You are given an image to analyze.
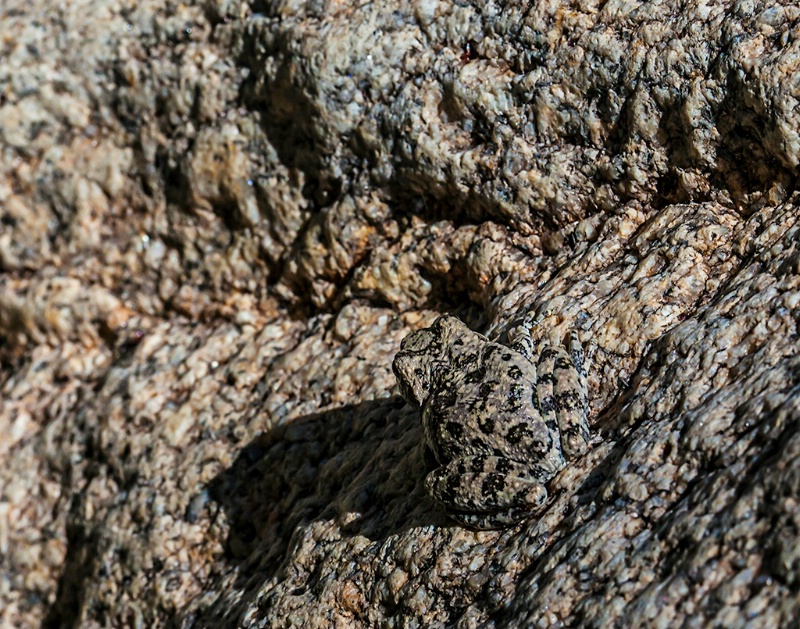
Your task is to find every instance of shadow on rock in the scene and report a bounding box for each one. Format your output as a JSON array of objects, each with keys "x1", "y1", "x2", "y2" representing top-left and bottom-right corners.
[{"x1": 203, "y1": 396, "x2": 442, "y2": 595}]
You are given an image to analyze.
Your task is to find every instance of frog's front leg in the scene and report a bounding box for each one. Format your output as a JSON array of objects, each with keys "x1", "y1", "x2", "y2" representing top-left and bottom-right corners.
[{"x1": 424, "y1": 455, "x2": 549, "y2": 529}]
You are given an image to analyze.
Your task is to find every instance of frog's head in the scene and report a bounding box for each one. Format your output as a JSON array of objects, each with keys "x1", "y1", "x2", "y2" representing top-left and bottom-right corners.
[{"x1": 392, "y1": 315, "x2": 467, "y2": 408}]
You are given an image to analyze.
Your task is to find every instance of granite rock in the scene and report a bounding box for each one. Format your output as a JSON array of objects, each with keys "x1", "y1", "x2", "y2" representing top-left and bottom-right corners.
[{"x1": 1, "y1": 0, "x2": 799, "y2": 627}]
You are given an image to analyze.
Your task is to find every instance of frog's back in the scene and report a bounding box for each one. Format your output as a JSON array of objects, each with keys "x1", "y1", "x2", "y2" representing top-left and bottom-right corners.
[{"x1": 422, "y1": 340, "x2": 562, "y2": 468}]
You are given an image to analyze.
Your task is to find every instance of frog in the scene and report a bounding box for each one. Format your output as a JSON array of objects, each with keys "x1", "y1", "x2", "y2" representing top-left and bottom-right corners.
[{"x1": 392, "y1": 314, "x2": 591, "y2": 529}]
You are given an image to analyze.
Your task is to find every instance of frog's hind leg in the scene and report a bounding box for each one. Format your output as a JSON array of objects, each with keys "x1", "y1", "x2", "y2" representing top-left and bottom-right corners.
[
  {"x1": 425, "y1": 455, "x2": 549, "y2": 529},
  {"x1": 507, "y1": 313, "x2": 540, "y2": 363},
  {"x1": 538, "y1": 332, "x2": 590, "y2": 460}
]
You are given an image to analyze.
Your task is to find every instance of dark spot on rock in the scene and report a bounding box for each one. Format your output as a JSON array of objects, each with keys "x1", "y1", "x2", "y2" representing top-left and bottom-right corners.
[{"x1": 507, "y1": 365, "x2": 523, "y2": 379}]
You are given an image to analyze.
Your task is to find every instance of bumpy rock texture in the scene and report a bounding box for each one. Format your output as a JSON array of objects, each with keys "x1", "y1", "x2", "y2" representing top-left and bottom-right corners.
[{"x1": 1, "y1": 0, "x2": 799, "y2": 627}]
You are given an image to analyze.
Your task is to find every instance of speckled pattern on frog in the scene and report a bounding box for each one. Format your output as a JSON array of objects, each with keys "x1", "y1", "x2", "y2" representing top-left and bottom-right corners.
[{"x1": 393, "y1": 314, "x2": 591, "y2": 529}]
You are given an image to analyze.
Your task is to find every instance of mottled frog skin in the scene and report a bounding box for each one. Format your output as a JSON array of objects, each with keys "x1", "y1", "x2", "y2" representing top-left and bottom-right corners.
[{"x1": 393, "y1": 314, "x2": 591, "y2": 529}]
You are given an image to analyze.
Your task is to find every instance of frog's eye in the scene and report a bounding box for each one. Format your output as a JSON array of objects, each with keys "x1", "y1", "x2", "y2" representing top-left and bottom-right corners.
[{"x1": 401, "y1": 329, "x2": 436, "y2": 353}]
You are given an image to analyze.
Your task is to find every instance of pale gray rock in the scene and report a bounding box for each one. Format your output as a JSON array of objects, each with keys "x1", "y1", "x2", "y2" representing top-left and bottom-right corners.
[{"x1": 1, "y1": 0, "x2": 799, "y2": 627}]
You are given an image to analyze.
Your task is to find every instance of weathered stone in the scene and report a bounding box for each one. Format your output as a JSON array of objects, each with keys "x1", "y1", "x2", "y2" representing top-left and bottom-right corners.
[{"x1": 1, "y1": 0, "x2": 799, "y2": 627}]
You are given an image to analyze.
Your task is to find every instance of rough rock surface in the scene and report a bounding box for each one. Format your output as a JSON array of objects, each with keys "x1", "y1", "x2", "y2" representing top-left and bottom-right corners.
[{"x1": 1, "y1": 0, "x2": 799, "y2": 627}]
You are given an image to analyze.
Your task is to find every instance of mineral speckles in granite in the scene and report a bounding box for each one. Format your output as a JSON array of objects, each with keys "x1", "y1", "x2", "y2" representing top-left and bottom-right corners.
[
  {"x1": 3, "y1": 0, "x2": 800, "y2": 627},
  {"x1": 393, "y1": 314, "x2": 591, "y2": 529}
]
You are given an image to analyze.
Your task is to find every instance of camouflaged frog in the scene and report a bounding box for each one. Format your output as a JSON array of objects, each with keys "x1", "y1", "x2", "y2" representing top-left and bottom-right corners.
[{"x1": 393, "y1": 314, "x2": 591, "y2": 530}]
